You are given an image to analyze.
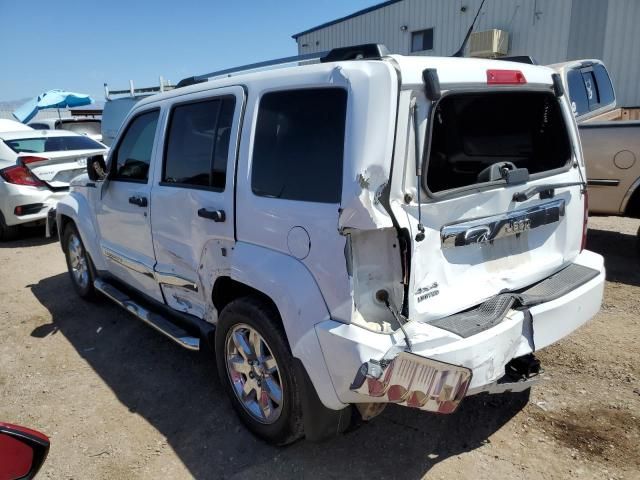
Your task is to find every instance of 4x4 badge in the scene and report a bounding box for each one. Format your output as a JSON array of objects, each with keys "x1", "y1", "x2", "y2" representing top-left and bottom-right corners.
[
  {"x1": 416, "y1": 282, "x2": 440, "y2": 303},
  {"x1": 415, "y1": 282, "x2": 438, "y2": 295}
]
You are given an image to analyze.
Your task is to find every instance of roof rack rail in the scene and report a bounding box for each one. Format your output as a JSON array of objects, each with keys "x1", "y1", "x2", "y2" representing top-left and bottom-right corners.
[
  {"x1": 104, "y1": 76, "x2": 174, "y2": 100},
  {"x1": 176, "y1": 43, "x2": 390, "y2": 88}
]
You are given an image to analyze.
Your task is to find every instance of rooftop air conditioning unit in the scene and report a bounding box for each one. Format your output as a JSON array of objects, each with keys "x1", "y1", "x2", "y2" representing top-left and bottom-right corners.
[{"x1": 468, "y1": 29, "x2": 509, "y2": 58}]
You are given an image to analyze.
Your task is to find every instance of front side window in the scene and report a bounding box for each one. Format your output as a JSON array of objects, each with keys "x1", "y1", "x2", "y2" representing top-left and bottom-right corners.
[
  {"x1": 163, "y1": 97, "x2": 235, "y2": 189},
  {"x1": 411, "y1": 28, "x2": 434, "y2": 52},
  {"x1": 111, "y1": 110, "x2": 159, "y2": 182},
  {"x1": 251, "y1": 88, "x2": 347, "y2": 204}
]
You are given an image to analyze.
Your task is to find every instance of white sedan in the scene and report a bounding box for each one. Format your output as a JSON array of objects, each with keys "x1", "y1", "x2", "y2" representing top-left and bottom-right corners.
[{"x1": 0, "y1": 129, "x2": 107, "y2": 240}]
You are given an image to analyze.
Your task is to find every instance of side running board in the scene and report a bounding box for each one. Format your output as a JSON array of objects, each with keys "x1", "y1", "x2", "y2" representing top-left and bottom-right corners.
[{"x1": 94, "y1": 278, "x2": 200, "y2": 351}]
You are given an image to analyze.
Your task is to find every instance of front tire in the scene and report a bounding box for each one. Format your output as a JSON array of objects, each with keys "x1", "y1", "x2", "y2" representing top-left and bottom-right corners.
[
  {"x1": 63, "y1": 224, "x2": 96, "y2": 300},
  {"x1": 215, "y1": 296, "x2": 304, "y2": 445}
]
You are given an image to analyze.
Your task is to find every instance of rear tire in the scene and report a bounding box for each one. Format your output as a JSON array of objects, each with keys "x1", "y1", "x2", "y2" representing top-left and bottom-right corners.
[
  {"x1": 0, "y1": 211, "x2": 19, "y2": 241},
  {"x1": 215, "y1": 296, "x2": 304, "y2": 445},
  {"x1": 63, "y1": 224, "x2": 97, "y2": 300}
]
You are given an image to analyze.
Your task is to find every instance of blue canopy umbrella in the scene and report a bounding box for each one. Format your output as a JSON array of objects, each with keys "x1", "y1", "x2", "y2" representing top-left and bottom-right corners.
[{"x1": 13, "y1": 90, "x2": 94, "y2": 123}]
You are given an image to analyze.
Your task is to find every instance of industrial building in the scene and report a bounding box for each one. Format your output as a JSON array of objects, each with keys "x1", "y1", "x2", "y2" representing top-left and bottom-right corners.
[{"x1": 292, "y1": 0, "x2": 640, "y2": 107}]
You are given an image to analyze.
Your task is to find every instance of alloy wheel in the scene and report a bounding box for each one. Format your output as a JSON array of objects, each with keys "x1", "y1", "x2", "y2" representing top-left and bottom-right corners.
[
  {"x1": 225, "y1": 323, "x2": 284, "y2": 424},
  {"x1": 67, "y1": 234, "x2": 89, "y2": 290}
]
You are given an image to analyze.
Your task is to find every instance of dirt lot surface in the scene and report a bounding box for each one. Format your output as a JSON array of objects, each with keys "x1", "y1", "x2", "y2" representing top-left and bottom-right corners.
[{"x1": 1, "y1": 216, "x2": 639, "y2": 479}]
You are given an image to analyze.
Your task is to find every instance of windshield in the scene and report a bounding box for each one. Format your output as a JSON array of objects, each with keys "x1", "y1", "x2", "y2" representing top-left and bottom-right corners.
[{"x1": 4, "y1": 135, "x2": 104, "y2": 154}]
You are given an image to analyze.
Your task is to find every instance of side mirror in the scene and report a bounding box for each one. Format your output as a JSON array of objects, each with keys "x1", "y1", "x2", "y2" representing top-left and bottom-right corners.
[
  {"x1": 0, "y1": 423, "x2": 50, "y2": 480},
  {"x1": 87, "y1": 154, "x2": 107, "y2": 181}
]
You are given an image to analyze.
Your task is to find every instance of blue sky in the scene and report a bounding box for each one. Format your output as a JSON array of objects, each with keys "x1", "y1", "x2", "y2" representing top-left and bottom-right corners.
[{"x1": 0, "y1": 0, "x2": 376, "y2": 101}]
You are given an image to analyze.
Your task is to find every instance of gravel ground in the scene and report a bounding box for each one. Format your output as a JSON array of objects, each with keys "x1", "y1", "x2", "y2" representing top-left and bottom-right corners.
[{"x1": 0, "y1": 216, "x2": 638, "y2": 479}]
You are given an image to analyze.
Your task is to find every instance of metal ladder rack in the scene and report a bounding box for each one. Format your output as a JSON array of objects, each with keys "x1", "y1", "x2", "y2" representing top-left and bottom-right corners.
[{"x1": 104, "y1": 76, "x2": 175, "y2": 100}]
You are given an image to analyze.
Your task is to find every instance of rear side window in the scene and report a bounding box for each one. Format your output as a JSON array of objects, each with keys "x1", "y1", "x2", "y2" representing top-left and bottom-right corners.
[
  {"x1": 567, "y1": 65, "x2": 615, "y2": 116},
  {"x1": 163, "y1": 97, "x2": 235, "y2": 189},
  {"x1": 251, "y1": 88, "x2": 347, "y2": 203},
  {"x1": 112, "y1": 110, "x2": 159, "y2": 182},
  {"x1": 567, "y1": 70, "x2": 589, "y2": 116},
  {"x1": 593, "y1": 64, "x2": 615, "y2": 106}
]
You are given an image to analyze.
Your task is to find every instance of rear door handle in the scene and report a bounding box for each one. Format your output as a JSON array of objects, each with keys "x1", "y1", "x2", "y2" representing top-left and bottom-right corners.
[
  {"x1": 197, "y1": 208, "x2": 225, "y2": 222},
  {"x1": 129, "y1": 195, "x2": 148, "y2": 207}
]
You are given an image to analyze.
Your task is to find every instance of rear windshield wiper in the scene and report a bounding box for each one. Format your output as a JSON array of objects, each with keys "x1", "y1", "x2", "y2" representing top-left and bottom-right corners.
[{"x1": 513, "y1": 181, "x2": 585, "y2": 202}]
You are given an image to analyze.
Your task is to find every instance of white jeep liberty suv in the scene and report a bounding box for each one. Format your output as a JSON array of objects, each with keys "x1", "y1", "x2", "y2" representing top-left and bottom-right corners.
[{"x1": 56, "y1": 44, "x2": 605, "y2": 444}]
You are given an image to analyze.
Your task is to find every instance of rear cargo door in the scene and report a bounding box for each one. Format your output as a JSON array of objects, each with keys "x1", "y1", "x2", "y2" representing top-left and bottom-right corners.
[{"x1": 398, "y1": 88, "x2": 587, "y2": 322}]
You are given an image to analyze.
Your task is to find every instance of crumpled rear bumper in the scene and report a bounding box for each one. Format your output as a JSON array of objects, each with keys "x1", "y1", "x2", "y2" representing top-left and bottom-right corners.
[{"x1": 315, "y1": 250, "x2": 605, "y2": 413}]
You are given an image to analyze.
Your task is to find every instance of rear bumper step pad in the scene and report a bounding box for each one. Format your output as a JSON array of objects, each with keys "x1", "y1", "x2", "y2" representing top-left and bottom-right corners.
[{"x1": 426, "y1": 263, "x2": 600, "y2": 338}]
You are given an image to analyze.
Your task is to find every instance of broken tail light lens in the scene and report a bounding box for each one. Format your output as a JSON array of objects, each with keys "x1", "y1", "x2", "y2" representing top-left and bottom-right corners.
[
  {"x1": 487, "y1": 69, "x2": 527, "y2": 85},
  {"x1": 0, "y1": 165, "x2": 46, "y2": 187},
  {"x1": 352, "y1": 352, "x2": 472, "y2": 414}
]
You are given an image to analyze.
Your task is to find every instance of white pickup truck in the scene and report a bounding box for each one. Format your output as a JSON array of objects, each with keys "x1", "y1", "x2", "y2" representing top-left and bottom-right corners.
[{"x1": 56, "y1": 44, "x2": 605, "y2": 444}]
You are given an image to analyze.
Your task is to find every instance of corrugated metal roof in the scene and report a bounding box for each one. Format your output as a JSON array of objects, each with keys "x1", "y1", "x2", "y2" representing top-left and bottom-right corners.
[
  {"x1": 601, "y1": 0, "x2": 640, "y2": 107},
  {"x1": 292, "y1": 0, "x2": 640, "y2": 106},
  {"x1": 292, "y1": 0, "x2": 403, "y2": 39}
]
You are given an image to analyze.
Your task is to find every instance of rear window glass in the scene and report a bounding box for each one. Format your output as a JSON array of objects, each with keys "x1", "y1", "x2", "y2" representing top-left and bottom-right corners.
[
  {"x1": 426, "y1": 92, "x2": 571, "y2": 194},
  {"x1": 61, "y1": 121, "x2": 101, "y2": 136},
  {"x1": 4, "y1": 135, "x2": 104, "y2": 153},
  {"x1": 251, "y1": 88, "x2": 347, "y2": 203}
]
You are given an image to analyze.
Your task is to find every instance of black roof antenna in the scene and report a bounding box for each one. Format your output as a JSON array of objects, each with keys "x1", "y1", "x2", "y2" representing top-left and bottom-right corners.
[{"x1": 451, "y1": 0, "x2": 487, "y2": 57}]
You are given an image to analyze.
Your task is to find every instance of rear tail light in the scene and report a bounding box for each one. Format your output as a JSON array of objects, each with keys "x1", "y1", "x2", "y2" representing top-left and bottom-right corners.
[
  {"x1": 487, "y1": 69, "x2": 527, "y2": 85},
  {"x1": 581, "y1": 190, "x2": 589, "y2": 251},
  {"x1": 351, "y1": 352, "x2": 472, "y2": 414},
  {"x1": 0, "y1": 165, "x2": 46, "y2": 187}
]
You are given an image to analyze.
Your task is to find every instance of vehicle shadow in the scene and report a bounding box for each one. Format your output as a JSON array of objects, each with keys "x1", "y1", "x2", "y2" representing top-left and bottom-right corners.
[
  {"x1": 586, "y1": 227, "x2": 640, "y2": 287},
  {"x1": 0, "y1": 227, "x2": 57, "y2": 249},
  {"x1": 30, "y1": 273, "x2": 529, "y2": 479}
]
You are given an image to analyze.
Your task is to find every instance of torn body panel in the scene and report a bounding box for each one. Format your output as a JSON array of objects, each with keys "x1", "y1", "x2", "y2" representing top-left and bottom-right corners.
[
  {"x1": 159, "y1": 238, "x2": 233, "y2": 323},
  {"x1": 347, "y1": 228, "x2": 404, "y2": 332},
  {"x1": 337, "y1": 62, "x2": 398, "y2": 232}
]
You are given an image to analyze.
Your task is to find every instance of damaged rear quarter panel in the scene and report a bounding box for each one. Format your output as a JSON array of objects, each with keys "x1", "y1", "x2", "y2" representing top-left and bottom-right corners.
[{"x1": 338, "y1": 62, "x2": 398, "y2": 232}]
